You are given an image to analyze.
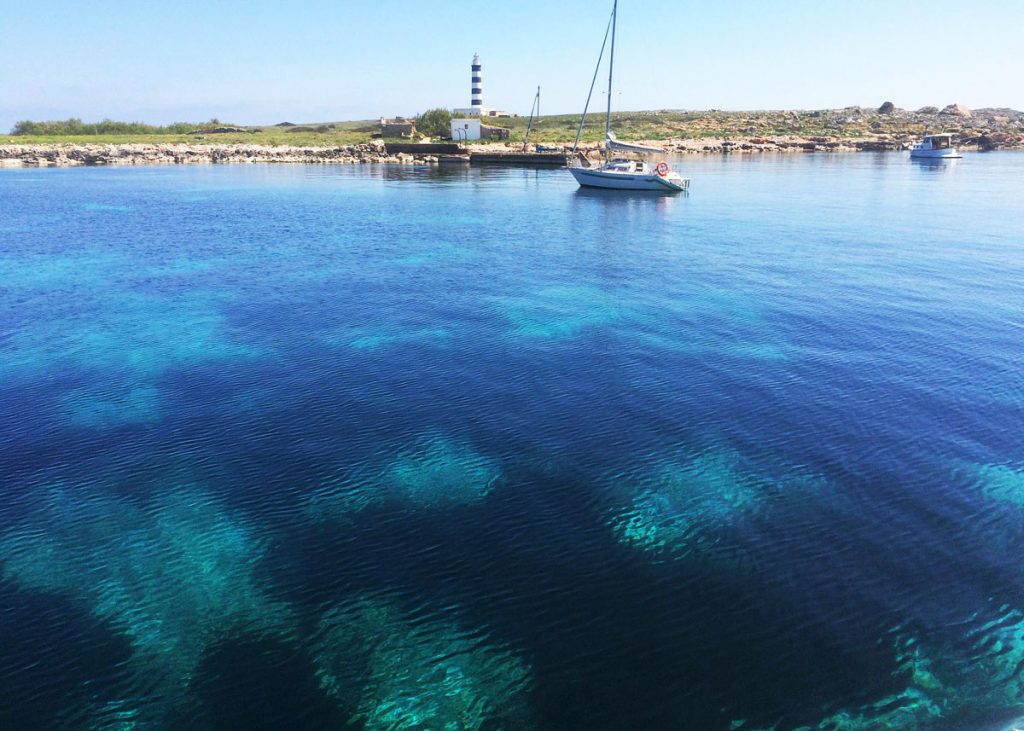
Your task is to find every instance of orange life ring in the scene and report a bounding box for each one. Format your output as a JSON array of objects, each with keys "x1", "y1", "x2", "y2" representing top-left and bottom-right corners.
[{"x1": 655, "y1": 161, "x2": 670, "y2": 177}]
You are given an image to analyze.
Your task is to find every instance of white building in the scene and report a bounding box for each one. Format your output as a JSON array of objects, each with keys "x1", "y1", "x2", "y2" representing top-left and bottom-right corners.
[{"x1": 451, "y1": 118, "x2": 482, "y2": 142}]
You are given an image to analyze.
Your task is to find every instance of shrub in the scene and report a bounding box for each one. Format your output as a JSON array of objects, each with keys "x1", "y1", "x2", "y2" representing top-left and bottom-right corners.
[
  {"x1": 9, "y1": 118, "x2": 234, "y2": 136},
  {"x1": 416, "y1": 108, "x2": 452, "y2": 138}
]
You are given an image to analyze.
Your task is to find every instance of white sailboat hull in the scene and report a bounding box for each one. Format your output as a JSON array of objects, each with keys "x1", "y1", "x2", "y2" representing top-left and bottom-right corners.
[{"x1": 570, "y1": 166, "x2": 689, "y2": 192}]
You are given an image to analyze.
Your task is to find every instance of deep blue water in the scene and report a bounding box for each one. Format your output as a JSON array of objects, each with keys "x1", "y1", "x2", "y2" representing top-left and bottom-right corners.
[{"x1": 1, "y1": 153, "x2": 1023, "y2": 730}]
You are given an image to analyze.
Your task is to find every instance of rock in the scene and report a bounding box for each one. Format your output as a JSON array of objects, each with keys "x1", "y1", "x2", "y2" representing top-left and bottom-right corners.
[
  {"x1": 878, "y1": 101, "x2": 895, "y2": 114},
  {"x1": 916, "y1": 106, "x2": 940, "y2": 114},
  {"x1": 941, "y1": 103, "x2": 972, "y2": 118}
]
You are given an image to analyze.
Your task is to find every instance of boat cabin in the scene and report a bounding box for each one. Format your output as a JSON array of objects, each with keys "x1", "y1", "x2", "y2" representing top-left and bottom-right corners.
[
  {"x1": 604, "y1": 159, "x2": 647, "y2": 173},
  {"x1": 920, "y1": 134, "x2": 953, "y2": 150}
]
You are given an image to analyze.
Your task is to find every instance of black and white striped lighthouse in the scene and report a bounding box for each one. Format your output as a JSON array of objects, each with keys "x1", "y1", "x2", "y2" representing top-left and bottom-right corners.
[{"x1": 471, "y1": 54, "x2": 483, "y2": 110}]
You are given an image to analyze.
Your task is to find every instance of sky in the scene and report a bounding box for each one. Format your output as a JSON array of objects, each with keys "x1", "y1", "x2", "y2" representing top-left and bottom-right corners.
[{"x1": 2, "y1": 0, "x2": 1022, "y2": 131}]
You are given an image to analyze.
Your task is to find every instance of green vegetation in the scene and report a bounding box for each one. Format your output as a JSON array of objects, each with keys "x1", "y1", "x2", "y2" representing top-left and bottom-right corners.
[
  {"x1": 4, "y1": 108, "x2": 996, "y2": 147},
  {"x1": 480, "y1": 111, "x2": 705, "y2": 144},
  {"x1": 2, "y1": 119, "x2": 383, "y2": 146},
  {"x1": 10, "y1": 117, "x2": 232, "y2": 136},
  {"x1": 415, "y1": 108, "x2": 453, "y2": 138},
  {"x1": 477, "y1": 109, "x2": 888, "y2": 143},
  {"x1": 1, "y1": 112, "x2": 704, "y2": 146}
]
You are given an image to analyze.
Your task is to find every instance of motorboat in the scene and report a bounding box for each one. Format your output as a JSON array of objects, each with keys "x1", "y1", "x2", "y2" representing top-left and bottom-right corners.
[
  {"x1": 568, "y1": 0, "x2": 690, "y2": 192},
  {"x1": 909, "y1": 133, "x2": 962, "y2": 159}
]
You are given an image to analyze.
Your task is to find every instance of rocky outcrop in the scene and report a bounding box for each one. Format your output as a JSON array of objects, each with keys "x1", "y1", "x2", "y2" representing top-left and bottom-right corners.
[
  {"x1": 877, "y1": 101, "x2": 895, "y2": 114},
  {"x1": 941, "y1": 103, "x2": 972, "y2": 117},
  {"x1": 0, "y1": 143, "x2": 440, "y2": 167}
]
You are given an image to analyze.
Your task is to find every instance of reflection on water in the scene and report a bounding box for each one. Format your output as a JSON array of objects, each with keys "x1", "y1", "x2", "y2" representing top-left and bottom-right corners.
[
  {"x1": 910, "y1": 156, "x2": 960, "y2": 173},
  {"x1": 573, "y1": 186, "x2": 685, "y2": 214}
]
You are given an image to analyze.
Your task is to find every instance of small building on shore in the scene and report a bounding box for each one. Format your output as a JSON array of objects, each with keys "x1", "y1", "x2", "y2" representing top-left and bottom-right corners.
[
  {"x1": 451, "y1": 119, "x2": 511, "y2": 142},
  {"x1": 380, "y1": 117, "x2": 416, "y2": 138},
  {"x1": 483, "y1": 124, "x2": 510, "y2": 140},
  {"x1": 451, "y1": 118, "x2": 481, "y2": 142}
]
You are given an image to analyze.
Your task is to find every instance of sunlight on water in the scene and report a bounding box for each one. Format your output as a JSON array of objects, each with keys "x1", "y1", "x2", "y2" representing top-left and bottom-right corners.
[{"x1": 313, "y1": 597, "x2": 532, "y2": 731}]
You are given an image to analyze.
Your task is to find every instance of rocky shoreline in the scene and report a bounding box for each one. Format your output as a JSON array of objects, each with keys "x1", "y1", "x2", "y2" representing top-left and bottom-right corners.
[
  {"x1": 0, "y1": 142, "x2": 440, "y2": 168},
  {"x1": 2, "y1": 131, "x2": 1022, "y2": 169},
  {"x1": 4, "y1": 104, "x2": 1023, "y2": 167}
]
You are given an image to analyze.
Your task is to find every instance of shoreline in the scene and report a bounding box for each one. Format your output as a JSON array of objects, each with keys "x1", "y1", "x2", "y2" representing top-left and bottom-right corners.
[{"x1": 1, "y1": 136, "x2": 1021, "y2": 169}]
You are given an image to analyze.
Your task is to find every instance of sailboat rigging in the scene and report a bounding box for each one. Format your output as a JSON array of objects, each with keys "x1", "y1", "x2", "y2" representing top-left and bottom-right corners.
[
  {"x1": 569, "y1": 0, "x2": 690, "y2": 192},
  {"x1": 523, "y1": 86, "x2": 541, "y2": 151}
]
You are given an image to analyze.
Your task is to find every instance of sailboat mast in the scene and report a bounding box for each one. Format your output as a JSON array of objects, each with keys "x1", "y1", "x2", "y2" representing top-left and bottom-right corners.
[
  {"x1": 523, "y1": 86, "x2": 540, "y2": 151},
  {"x1": 605, "y1": 0, "x2": 617, "y2": 144}
]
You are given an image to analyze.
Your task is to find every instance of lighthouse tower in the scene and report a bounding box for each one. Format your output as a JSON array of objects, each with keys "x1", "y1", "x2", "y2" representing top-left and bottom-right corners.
[
  {"x1": 471, "y1": 54, "x2": 483, "y2": 110},
  {"x1": 453, "y1": 53, "x2": 507, "y2": 118}
]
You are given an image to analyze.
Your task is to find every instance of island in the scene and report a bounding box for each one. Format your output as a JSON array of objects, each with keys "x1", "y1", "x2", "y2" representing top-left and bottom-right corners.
[{"x1": 2, "y1": 104, "x2": 1021, "y2": 168}]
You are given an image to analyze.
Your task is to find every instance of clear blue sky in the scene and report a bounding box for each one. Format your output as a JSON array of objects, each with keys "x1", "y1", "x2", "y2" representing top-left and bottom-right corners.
[{"x1": 3, "y1": 0, "x2": 1021, "y2": 131}]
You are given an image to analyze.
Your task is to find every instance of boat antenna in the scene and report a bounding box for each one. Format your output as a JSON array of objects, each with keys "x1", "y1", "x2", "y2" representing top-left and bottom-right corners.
[
  {"x1": 605, "y1": 0, "x2": 617, "y2": 161},
  {"x1": 571, "y1": 3, "x2": 615, "y2": 155},
  {"x1": 523, "y1": 86, "x2": 541, "y2": 152}
]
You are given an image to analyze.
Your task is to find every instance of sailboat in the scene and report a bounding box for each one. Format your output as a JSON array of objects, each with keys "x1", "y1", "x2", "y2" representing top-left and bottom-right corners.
[{"x1": 569, "y1": 0, "x2": 690, "y2": 192}]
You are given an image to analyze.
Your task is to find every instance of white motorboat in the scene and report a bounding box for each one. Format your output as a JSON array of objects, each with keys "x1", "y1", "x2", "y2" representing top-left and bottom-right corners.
[
  {"x1": 568, "y1": 0, "x2": 690, "y2": 193},
  {"x1": 909, "y1": 133, "x2": 962, "y2": 159}
]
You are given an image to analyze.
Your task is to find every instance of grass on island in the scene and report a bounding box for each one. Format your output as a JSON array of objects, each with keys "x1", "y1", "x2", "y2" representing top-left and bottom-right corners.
[
  {"x1": 2, "y1": 109, "x2": 950, "y2": 147},
  {"x1": 1, "y1": 119, "x2": 382, "y2": 147}
]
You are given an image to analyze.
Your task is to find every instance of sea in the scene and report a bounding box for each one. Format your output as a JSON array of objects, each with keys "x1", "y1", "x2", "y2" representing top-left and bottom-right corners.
[{"x1": 1, "y1": 152, "x2": 1023, "y2": 731}]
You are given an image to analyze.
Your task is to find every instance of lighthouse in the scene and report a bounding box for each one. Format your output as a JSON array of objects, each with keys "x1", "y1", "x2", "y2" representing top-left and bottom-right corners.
[
  {"x1": 452, "y1": 53, "x2": 509, "y2": 119},
  {"x1": 471, "y1": 54, "x2": 483, "y2": 110}
]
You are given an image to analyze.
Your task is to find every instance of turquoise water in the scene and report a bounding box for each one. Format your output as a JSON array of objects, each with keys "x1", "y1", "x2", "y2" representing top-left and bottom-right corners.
[{"x1": 1, "y1": 154, "x2": 1023, "y2": 730}]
